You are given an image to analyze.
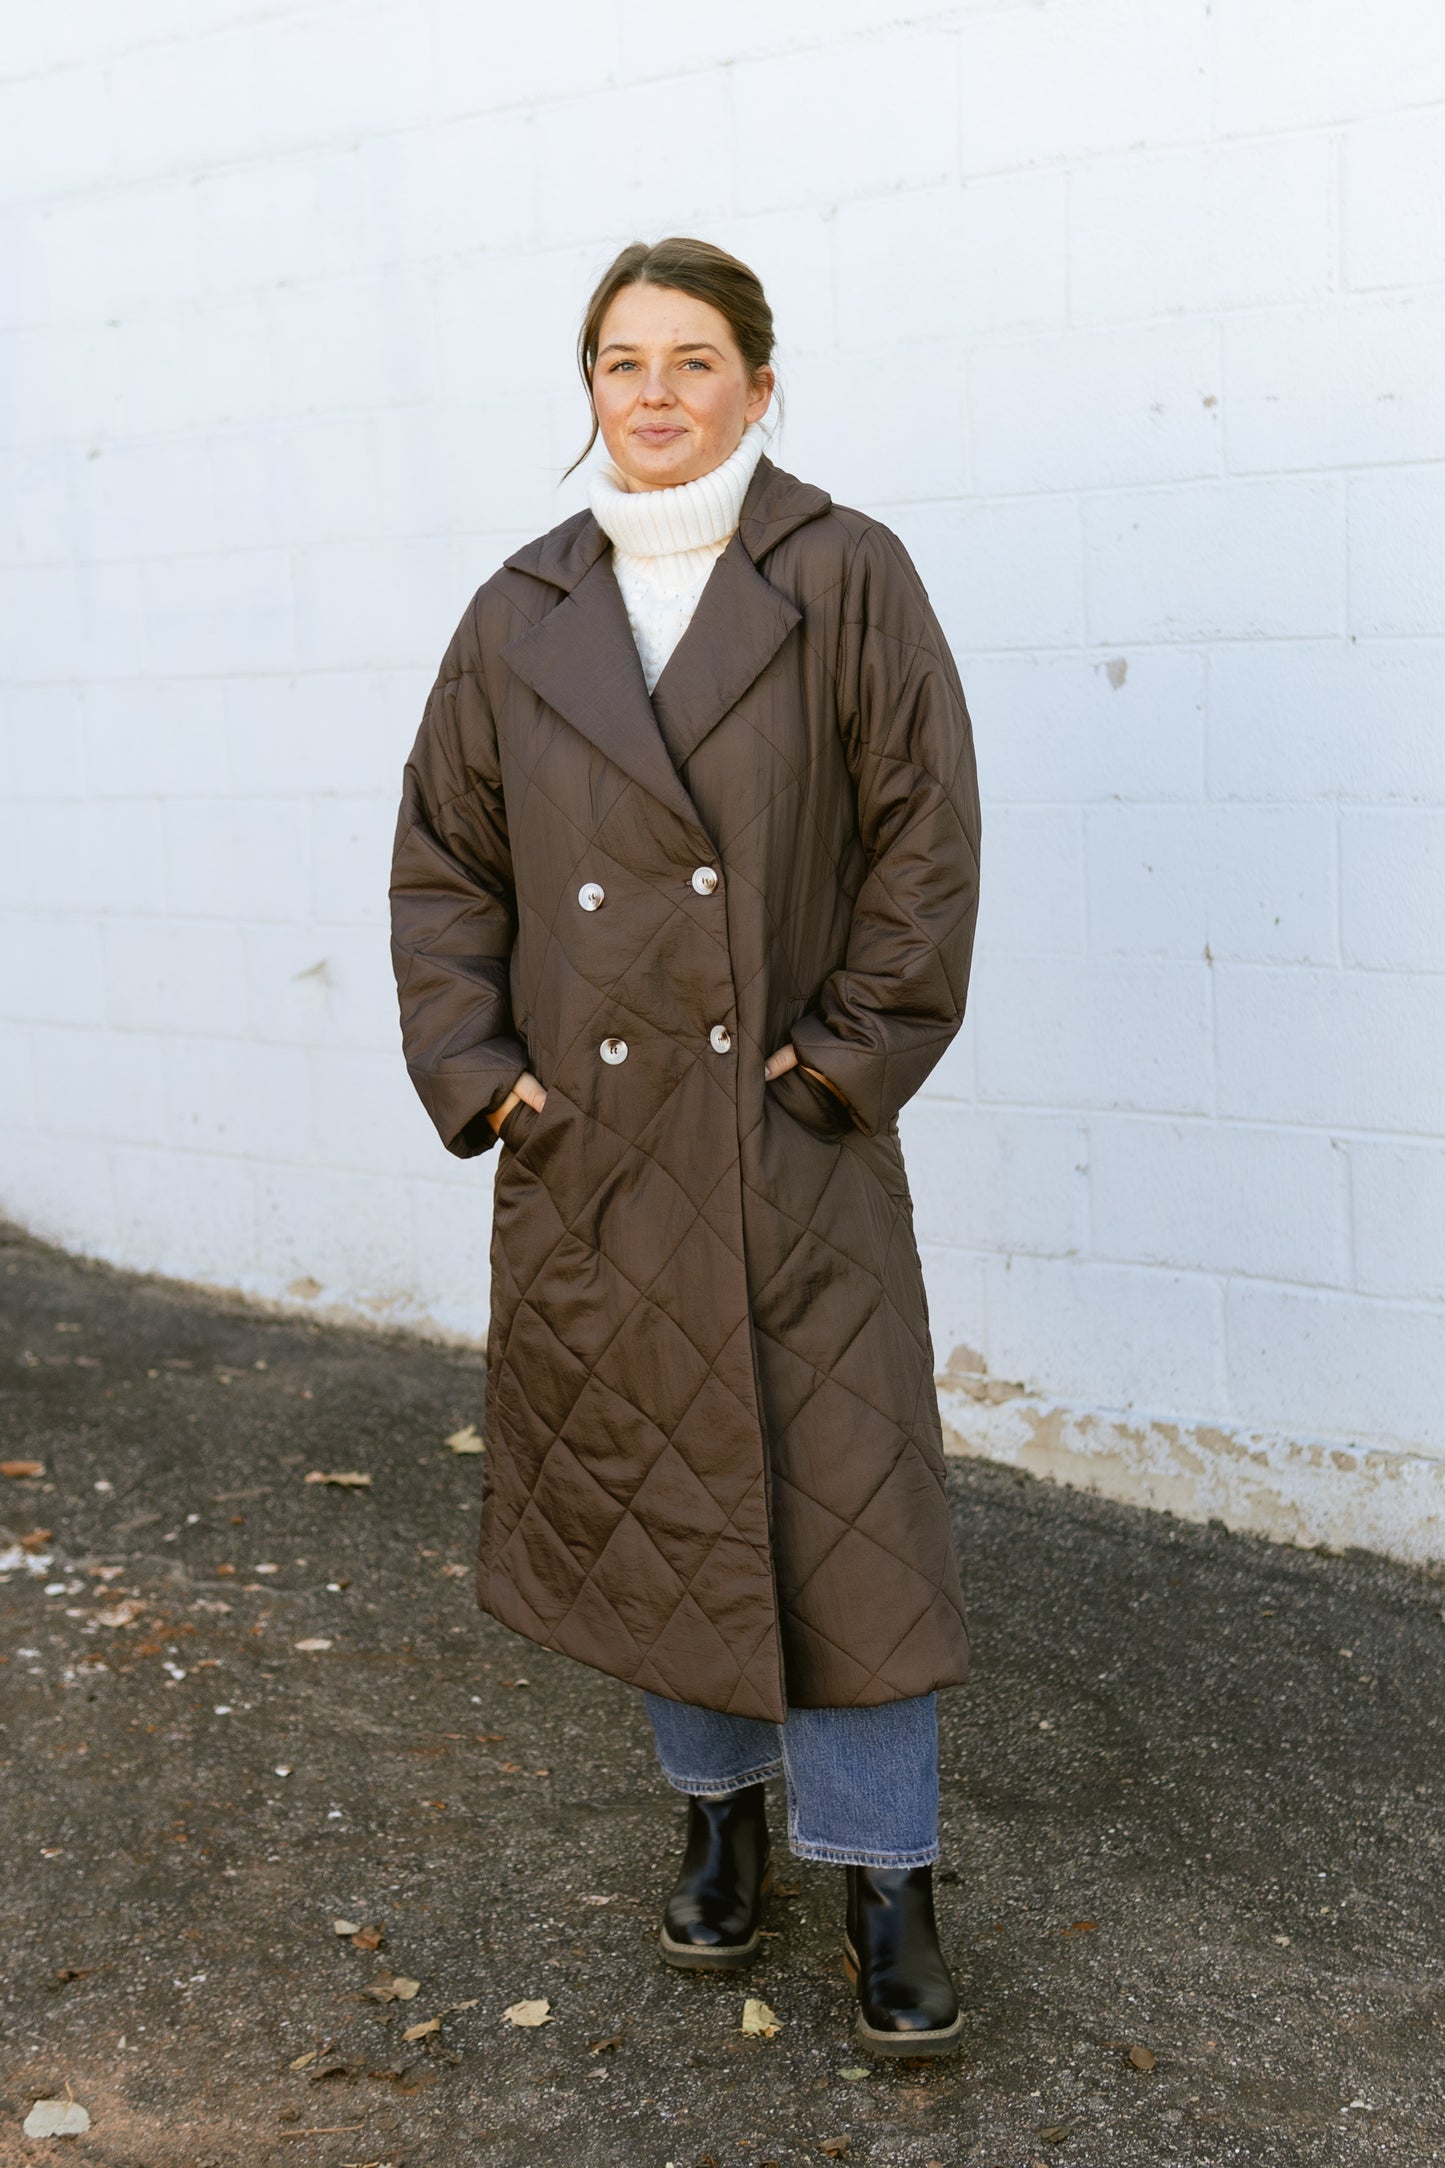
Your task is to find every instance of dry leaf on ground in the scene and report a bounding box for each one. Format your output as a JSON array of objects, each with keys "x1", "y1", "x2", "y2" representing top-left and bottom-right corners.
[
  {"x1": 2, "y1": 1460, "x2": 45, "y2": 1478},
  {"x1": 1129, "y1": 2044, "x2": 1157, "y2": 2070},
  {"x1": 741, "y1": 1997, "x2": 782, "y2": 2038},
  {"x1": 446, "y1": 1425, "x2": 485, "y2": 1454},
  {"x1": 306, "y1": 2058, "x2": 351, "y2": 2083},
  {"x1": 294, "y1": 1638, "x2": 333, "y2": 1653},
  {"x1": 332, "y1": 1920, "x2": 361, "y2": 1937},
  {"x1": 361, "y1": 1974, "x2": 420, "y2": 2004},
  {"x1": 402, "y1": 2016, "x2": 441, "y2": 2042},
  {"x1": 95, "y1": 1601, "x2": 147, "y2": 1629},
  {"x1": 503, "y1": 1997, "x2": 551, "y2": 2028},
  {"x1": 820, "y1": 2139, "x2": 850, "y2": 2158},
  {"x1": 350, "y1": 1926, "x2": 384, "y2": 1951},
  {"x1": 24, "y1": 2099, "x2": 91, "y2": 2137},
  {"x1": 303, "y1": 1470, "x2": 372, "y2": 1487},
  {"x1": 1040, "y1": 2125, "x2": 1071, "y2": 2142}
]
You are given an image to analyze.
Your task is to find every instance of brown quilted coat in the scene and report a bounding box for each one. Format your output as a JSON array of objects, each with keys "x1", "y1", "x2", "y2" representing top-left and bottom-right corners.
[{"x1": 390, "y1": 454, "x2": 982, "y2": 1721}]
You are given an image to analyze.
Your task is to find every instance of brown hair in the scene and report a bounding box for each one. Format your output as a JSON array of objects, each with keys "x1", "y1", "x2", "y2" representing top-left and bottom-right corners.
[{"x1": 562, "y1": 236, "x2": 777, "y2": 479}]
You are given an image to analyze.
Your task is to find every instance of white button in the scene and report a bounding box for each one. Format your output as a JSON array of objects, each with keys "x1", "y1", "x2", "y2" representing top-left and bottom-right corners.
[
  {"x1": 691, "y1": 865, "x2": 719, "y2": 896},
  {"x1": 599, "y1": 1037, "x2": 628, "y2": 1064},
  {"x1": 578, "y1": 881, "x2": 605, "y2": 911},
  {"x1": 708, "y1": 1024, "x2": 732, "y2": 1054}
]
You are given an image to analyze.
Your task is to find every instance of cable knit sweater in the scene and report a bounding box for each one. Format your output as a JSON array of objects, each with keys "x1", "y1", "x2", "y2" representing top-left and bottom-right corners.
[{"x1": 589, "y1": 420, "x2": 769, "y2": 694}]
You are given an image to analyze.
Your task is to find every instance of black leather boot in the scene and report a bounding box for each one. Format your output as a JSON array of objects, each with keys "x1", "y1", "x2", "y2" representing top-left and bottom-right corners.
[
  {"x1": 658, "y1": 1783, "x2": 772, "y2": 1970},
  {"x1": 843, "y1": 1863, "x2": 964, "y2": 2055}
]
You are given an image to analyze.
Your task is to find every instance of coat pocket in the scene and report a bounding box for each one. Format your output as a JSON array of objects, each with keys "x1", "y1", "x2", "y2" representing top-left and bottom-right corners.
[
  {"x1": 767, "y1": 1063, "x2": 854, "y2": 1141},
  {"x1": 498, "y1": 1092, "x2": 542, "y2": 1153}
]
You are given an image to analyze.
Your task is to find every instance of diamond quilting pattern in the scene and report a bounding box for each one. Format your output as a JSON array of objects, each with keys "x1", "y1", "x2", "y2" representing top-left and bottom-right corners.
[{"x1": 393, "y1": 457, "x2": 981, "y2": 1721}]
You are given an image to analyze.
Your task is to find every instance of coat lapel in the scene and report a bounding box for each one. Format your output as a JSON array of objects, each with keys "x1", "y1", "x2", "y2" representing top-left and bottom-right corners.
[
  {"x1": 499, "y1": 547, "x2": 703, "y2": 836},
  {"x1": 499, "y1": 455, "x2": 831, "y2": 828},
  {"x1": 648, "y1": 534, "x2": 801, "y2": 771}
]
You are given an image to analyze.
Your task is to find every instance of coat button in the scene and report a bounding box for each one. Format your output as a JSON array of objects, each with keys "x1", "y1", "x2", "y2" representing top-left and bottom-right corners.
[
  {"x1": 599, "y1": 1036, "x2": 628, "y2": 1064},
  {"x1": 578, "y1": 881, "x2": 605, "y2": 911},
  {"x1": 690, "y1": 865, "x2": 719, "y2": 896},
  {"x1": 708, "y1": 1024, "x2": 732, "y2": 1054}
]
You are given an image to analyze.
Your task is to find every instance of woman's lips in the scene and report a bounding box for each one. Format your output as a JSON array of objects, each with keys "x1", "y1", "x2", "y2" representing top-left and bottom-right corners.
[{"x1": 634, "y1": 426, "x2": 686, "y2": 442}]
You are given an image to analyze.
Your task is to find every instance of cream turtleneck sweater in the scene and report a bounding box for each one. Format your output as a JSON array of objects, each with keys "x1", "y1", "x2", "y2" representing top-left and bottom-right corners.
[{"x1": 589, "y1": 419, "x2": 769, "y2": 694}]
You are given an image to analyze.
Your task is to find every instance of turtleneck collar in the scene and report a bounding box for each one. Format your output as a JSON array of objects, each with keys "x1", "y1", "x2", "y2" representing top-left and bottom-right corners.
[{"x1": 589, "y1": 418, "x2": 770, "y2": 560}]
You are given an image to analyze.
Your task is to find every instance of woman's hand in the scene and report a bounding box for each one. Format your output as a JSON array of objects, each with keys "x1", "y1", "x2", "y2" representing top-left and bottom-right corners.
[
  {"x1": 487, "y1": 1069, "x2": 547, "y2": 1137},
  {"x1": 765, "y1": 1044, "x2": 852, "y2": 1111}
]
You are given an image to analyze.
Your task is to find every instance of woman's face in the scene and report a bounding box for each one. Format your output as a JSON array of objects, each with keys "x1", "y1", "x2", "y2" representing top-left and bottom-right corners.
[{"x1": 591, "y1": 282, "x2": 774, "y2": 491}]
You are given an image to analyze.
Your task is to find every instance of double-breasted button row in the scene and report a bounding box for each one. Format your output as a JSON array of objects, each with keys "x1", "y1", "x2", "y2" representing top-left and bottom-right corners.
[
  {"x1": 598, "y1": 1026, "x2": 730, "y2": 1063},
  {"x1": 577, "y1": 866, "x2": 719, "y2": 912},
  {"x1": 585, "y1": 863, "x2": 725, "y2": 1068}
]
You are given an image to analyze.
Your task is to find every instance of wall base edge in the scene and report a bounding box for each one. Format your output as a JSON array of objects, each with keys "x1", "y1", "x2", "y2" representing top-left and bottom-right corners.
[{"x1": 937, "y1": 1373, "x2": 1445, "y2": 1567}]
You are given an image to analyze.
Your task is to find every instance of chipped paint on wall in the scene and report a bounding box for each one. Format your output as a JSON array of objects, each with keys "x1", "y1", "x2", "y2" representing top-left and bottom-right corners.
[{"x1": 937, "y1": 1353, "x2": 1445, "y2": 1566}]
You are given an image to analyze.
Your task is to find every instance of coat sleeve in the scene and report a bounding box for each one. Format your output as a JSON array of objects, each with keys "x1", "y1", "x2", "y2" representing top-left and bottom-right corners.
[
  {"x1": 788, "y1": 521, "x2": 982, "y2": 1139},
  {"x1": 389, "y1": 614, "x2": 530, "y2": 1159}
]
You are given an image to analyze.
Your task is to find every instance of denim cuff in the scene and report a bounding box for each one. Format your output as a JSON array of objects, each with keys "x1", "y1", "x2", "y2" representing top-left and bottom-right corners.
[
  {"x1": 787, "y1": 1833, "x2": 940, "y2": 1869},
  {"x1": 787, "y1": 1796, "x2": 938, "y2": 1868},
  {"x1": 655, "y1": 1756, "x2": 782, "y2": 1800}
]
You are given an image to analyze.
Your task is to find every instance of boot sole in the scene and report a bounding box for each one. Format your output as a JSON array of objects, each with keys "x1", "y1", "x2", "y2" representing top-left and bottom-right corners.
[
  {"x1": 658, "y1": 1863, "x2": 773, "y2": 1971},
  {"x1": 842, "y1": 1932, "x2": 965, "y2": 2058}
]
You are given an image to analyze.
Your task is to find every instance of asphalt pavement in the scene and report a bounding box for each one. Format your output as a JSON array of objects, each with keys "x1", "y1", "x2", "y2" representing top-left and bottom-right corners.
[{"x1": 2, "y1": 1218, "x2": 1442, "y2": 2168}]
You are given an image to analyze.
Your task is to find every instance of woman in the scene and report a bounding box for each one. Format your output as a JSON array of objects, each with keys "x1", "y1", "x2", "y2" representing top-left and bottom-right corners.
[{"x1": 390, "y1": 238, "x2": 982, "y2": 2057}]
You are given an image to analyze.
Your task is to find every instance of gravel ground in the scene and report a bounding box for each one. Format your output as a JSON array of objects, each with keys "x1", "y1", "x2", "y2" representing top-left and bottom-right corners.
[{"x1": 1, "y1": 1218, "x2": 1442, "y2": 2168}]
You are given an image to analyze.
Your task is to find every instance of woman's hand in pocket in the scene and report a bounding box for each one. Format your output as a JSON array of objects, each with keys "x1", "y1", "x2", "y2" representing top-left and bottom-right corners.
[
  {"x1": 763, "y1": 1044, "x2": 855, "y2": 1136},
  {"x1": 487, "y1": 1070, "x2": 547, "y2": 1140}
]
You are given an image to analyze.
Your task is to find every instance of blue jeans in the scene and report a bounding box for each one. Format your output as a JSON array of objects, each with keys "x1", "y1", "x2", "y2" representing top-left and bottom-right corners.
[{"x1": 643, "y1": 1691, "x2": 939, "y2": 1869}]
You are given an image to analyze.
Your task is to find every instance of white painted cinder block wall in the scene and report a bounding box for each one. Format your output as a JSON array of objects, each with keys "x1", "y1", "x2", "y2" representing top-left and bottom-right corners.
[{"x1": 3, "y1": 2, "x2": 1444, "y2": 1557}]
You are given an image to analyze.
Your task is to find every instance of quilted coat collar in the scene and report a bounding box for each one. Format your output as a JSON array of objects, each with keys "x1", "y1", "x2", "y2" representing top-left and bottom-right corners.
[{"x1": 499, "y1": 456, "x2": 832, "y2": 835}]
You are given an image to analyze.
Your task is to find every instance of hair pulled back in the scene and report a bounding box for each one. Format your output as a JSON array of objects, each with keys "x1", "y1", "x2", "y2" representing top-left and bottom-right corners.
[{"x1": 563, "y1": 236, "x2": 777, "y2": 479}]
